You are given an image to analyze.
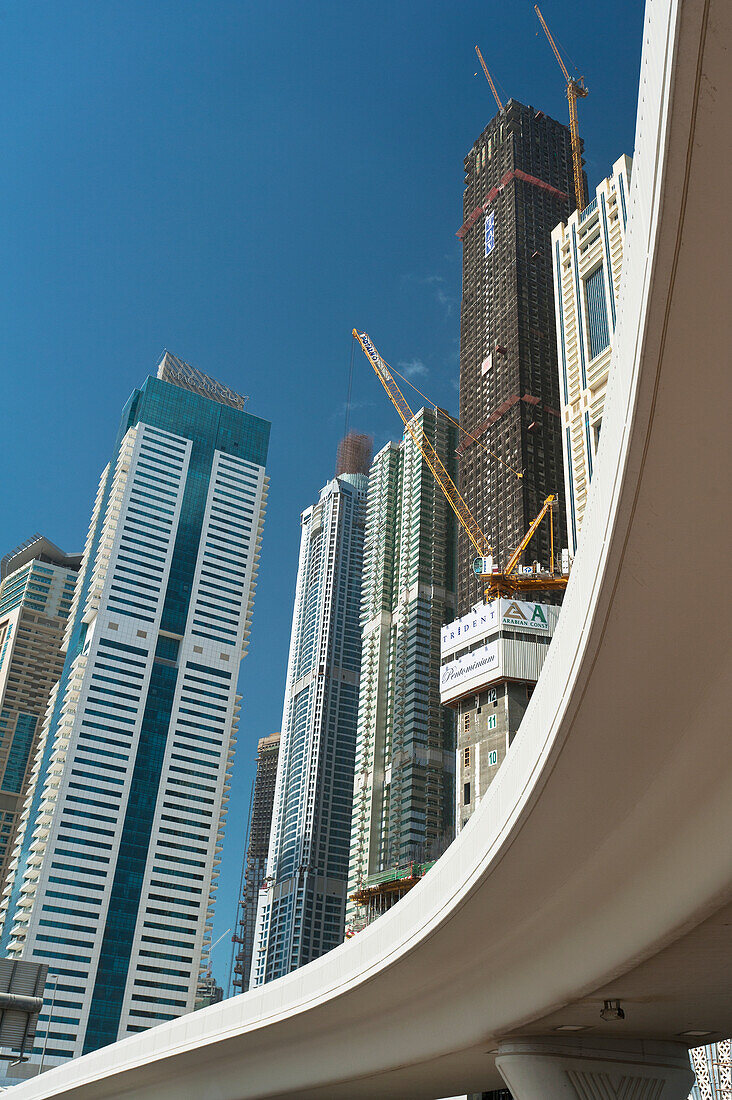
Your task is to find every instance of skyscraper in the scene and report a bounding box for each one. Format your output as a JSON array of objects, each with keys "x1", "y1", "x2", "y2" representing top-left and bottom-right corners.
[
  {"x1": 250, "y1": 437, "x2": 370, "y2": 986},
  {"x1": 551, "y1": 154, "x2": 631, "y2": 552},
  {"x1": 457, "y1": 100, "x2": 578, "y2": 613},
  {"x1": 232, "y1": 730, "x2": 280, "y2": 994},
  {"x1": 0, "y1": 537, "x2": 81, "y2": 892},
  {"x1": 0, "y1": 353, "x2": 269, "y2": 1065},
  {"x1": 347, "y1": 409, "x2": 457, "y2": 931}
]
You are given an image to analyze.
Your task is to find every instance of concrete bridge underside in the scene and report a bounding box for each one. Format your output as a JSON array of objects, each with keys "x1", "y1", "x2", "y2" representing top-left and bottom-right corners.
[{"x1": 11, "y1": 0, "x2": 732, "y2": 1095}]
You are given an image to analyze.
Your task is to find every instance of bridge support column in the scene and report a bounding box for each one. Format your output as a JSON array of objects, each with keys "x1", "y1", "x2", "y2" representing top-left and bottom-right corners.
[{"x1": 494, "y1": 1036, "x2": 694, "y2": 1099}]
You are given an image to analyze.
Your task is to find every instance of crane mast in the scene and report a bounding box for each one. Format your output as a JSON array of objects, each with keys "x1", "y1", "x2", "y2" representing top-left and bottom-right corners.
[
  {"x1": 534, "y1": 4, "x2": 588, "y2": 211},
  {"x1": 502, "y1": 495, "x2": 556, "y2": 579},
  {"x1": 475, "y1": 46, "x2": 503, "y2": 111},
  {"x1": 353, "y1": 331, "x2": 570, "y2": 601}
]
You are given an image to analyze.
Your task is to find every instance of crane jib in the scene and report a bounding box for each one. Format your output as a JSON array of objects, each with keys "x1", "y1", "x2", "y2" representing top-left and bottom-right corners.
[{"x1": 357, "y1": 334, "x2": 393, "y2": 383}]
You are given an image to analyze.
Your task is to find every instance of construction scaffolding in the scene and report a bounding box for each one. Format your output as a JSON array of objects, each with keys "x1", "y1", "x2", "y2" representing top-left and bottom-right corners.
[
  {"x1": 336, "y1": 431, "x2": 373, "y2": 477},
  {"x1": 347, "y1": 862, "x2": 436, "y2": 935}
]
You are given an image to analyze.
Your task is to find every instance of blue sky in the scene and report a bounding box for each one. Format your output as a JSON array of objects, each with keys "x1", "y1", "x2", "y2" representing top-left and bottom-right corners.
[{"x1": 0, "y1": 0, "x2": 643, "y2": 989}]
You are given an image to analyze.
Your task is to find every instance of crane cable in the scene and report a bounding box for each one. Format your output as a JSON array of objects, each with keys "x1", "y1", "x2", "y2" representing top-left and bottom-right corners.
[
  {"x1": 387, "y1": 361, "x2": 558, "y2": 515},
  {"x1": 353, "y1": 332, "x2": 539, "y2": 491},
  {"x1": 343, "y1": 336, "x2": 356, "y2": 440},
  {"x1": 353, "y1": 336, "x2": 557, "y2": 554},
  {"x1": 386, "y1": 361, "x2": 526, "y2": 481}
]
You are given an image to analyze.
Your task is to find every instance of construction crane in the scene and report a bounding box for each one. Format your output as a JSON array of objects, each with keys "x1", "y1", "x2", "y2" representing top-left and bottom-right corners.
[
  {"x1": 482, "y1": 492, "x2": 569, "y2": 600},
  {"x1": 475, "y1": 46, "x2": 503, "y2": 111},
  {"x1": 534, "y1": 4, "x2": 588, "y2": 211},
  {"x1": 353, "y1": 330, "x2": 569, "y2": 601},
  {"x1": 352, "y1": 329, "x2": 490, "y2": 560}
]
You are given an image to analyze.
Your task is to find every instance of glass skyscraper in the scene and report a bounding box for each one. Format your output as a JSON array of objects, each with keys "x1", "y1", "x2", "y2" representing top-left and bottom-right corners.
[
  {"x1": 0, "y1": 353, "x2": 269, "y2": 1065},
  {"x1": 250, "y1": 440, "x2": 369, "y2": 986}
]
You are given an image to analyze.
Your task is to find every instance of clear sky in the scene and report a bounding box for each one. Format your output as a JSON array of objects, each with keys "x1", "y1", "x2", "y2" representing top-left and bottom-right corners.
[{"x1": 0, "y1": 0, "x2": 643, "y2": 991}]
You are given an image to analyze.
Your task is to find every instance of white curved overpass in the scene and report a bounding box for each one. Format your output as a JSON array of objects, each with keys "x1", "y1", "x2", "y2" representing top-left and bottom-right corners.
[{"x1": 13, "y1": 0, "x2": 732, "y2": 1095}]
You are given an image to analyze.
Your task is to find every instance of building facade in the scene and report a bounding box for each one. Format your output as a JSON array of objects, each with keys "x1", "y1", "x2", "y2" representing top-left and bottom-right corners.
[
  {"x1": 251, "y1": 442, "x2": 369, "y2": 986},
  {"x1": 551, "y1": 154, "x2": 631, "y2": 552},
  {"x1": 347, "y1": 409, "x2": 457, "y2": 930},
  {"x1": 0, "y1": 537, "x2": 80, "y2": 902},
  {"x1": 232, "y1": 730, "x2": 280, "y2": 993},
  {"x1": 440, "y1": 598, "x2": 560, "y2": 830},
  {"x1": 458, "y1": 100, "x2": 578, "y2": 613},
  {"x1": 0, "y1": 353, "x2": 269, "y2": 1065},
  {"x1": 689, "y1": 1040, "x2": 731, "y2": 1099}
]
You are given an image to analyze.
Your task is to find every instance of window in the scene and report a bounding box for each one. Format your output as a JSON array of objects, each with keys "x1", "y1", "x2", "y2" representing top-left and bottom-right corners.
[
  {"x1": 463, "y1": 747, "x2": 471, "y2": 768},
  {"x1": 584, "y1": 266, "x2": 610, "y2": 358},
  {"x1": 463, "y1": 712, "x2": 470, "y2": 734},
  {"x1": 463, "y1": 782, "x2": 471, "y2": 805}
]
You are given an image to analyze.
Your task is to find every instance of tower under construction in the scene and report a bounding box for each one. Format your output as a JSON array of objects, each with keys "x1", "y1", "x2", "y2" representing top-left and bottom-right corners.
[
  {"x1": 457, "y1": 100, "x2": 581, "y2": 613},
  {"x1": 232, "y1": 731, "x2": 281, "y2": 993}
]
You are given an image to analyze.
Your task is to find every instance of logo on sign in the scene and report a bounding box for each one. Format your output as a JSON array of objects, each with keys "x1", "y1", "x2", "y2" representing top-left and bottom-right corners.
[
  {"x1": 485, "y1": 211, "x2": 495, "y2": 257},
  {"x1": 503, "y1": 601, "x2": 527, "y2": 621},
  {"x1": 502, "y1": 601, "x2": 549, "y2": 629}
]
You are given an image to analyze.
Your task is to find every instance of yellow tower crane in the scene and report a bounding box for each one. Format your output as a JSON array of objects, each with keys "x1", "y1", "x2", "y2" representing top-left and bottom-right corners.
[
  {"x1": 534, "y1": 4, "x2": 588, "y2": 212},
  {"x1": 475, "y1": 46, "x2": 503, "y2": 112},
  {"x1": 352, "y1": 330, "x2": 569, "y2": 601}
]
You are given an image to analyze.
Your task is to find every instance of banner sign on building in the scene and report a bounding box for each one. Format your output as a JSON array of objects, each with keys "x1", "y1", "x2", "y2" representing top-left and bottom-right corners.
[
  {"x1": 441, "y1": 603, "x2": 500, "y2": 654},
  {"x1": 485, "y1": 211, "x2": 495, "y2": 257},
  {"x1": 440, "y1": 642, "x2": 500, "y2": 695},
  {"x1": 441, "y1": 599, "x2": 552, "y2": 657}
]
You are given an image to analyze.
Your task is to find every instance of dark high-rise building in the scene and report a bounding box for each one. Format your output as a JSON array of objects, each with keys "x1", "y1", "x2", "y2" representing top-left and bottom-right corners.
[
  {"x1": 457, "y1": 100, "x2": 581, "y2": 613},
  {"x1": 0, "y1": 536, "x2": 81, "y2": 896},
  {"x1": 232, "y1": 731, "x2": 281, "y2": 993}
]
